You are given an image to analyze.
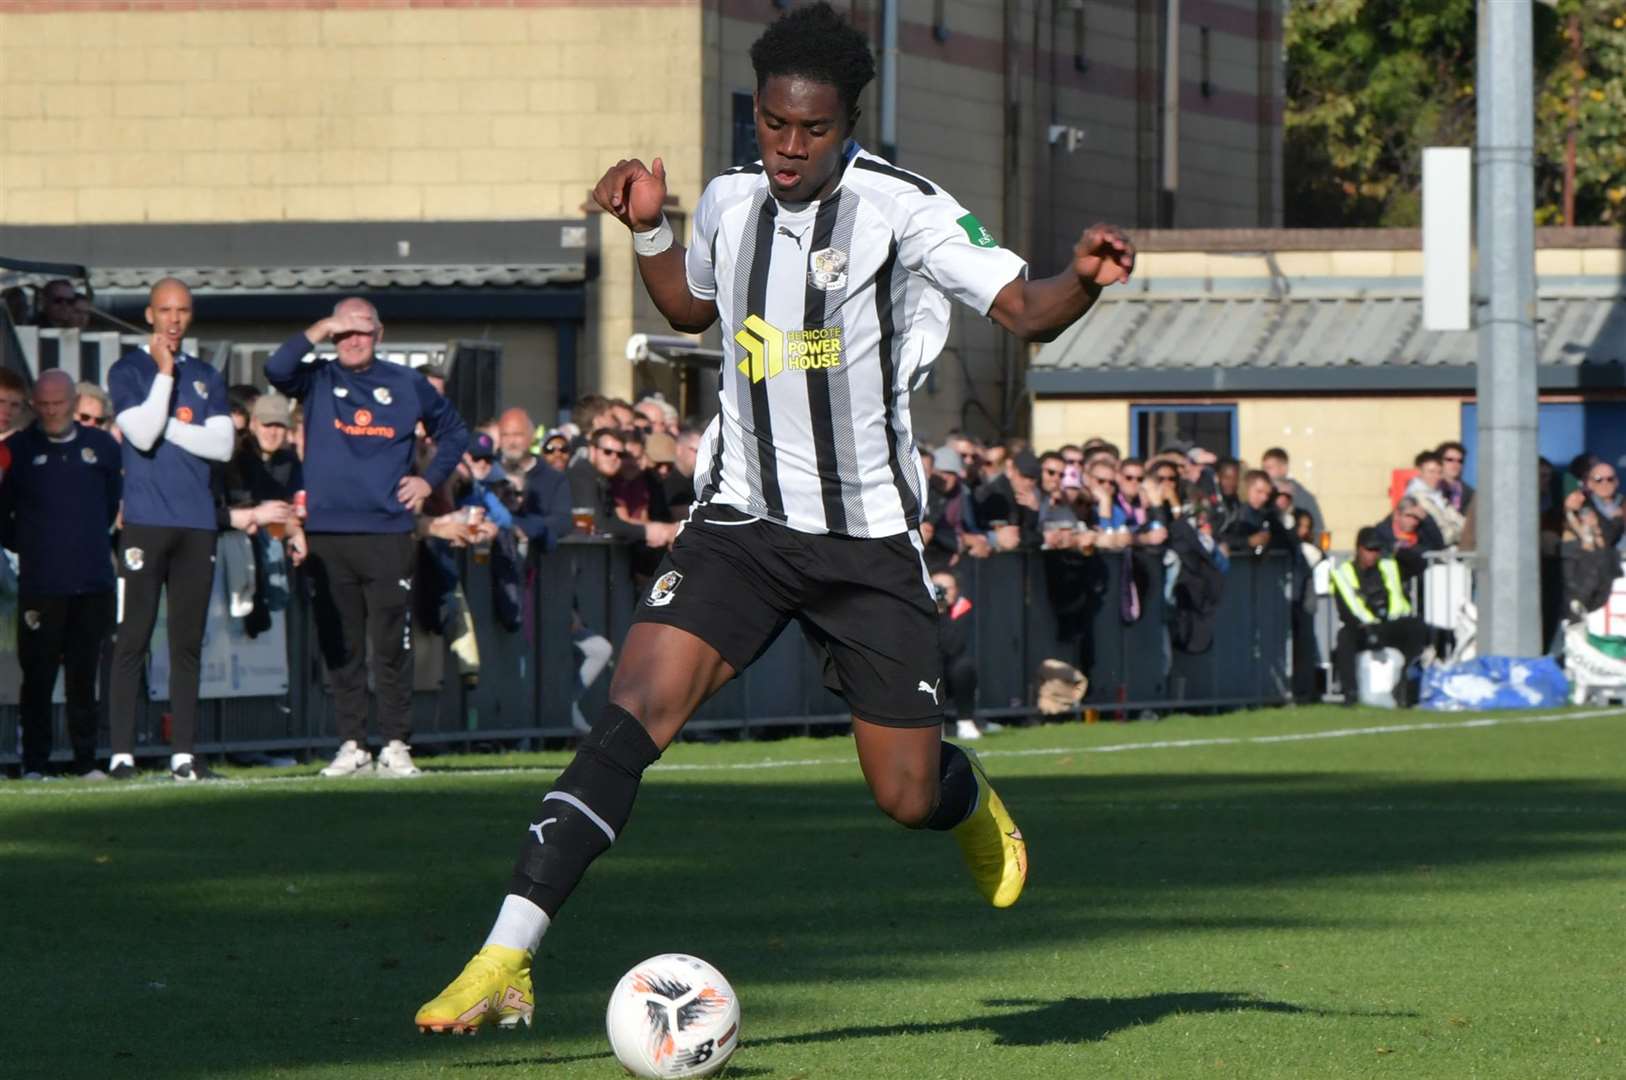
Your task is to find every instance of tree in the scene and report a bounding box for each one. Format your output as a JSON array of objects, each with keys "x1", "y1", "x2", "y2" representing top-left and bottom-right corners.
[
  {"x1": 1284, "y1": 0, "x2": 1477, "y2": 228},
  {"x1": 1285, "y1": 0, "x2": 1626, "y2": 228},
  {"x1": 1535, "y1": 3, "x2": 1626, "y2": 225}
]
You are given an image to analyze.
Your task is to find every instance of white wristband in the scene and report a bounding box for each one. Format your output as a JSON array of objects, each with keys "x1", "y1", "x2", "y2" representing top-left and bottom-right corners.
[{"x1": 632, "y1": 215, "x2": 674, "y2": 257}]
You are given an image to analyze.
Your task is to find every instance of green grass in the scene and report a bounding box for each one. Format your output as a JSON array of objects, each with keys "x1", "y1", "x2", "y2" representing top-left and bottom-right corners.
[{"x1": 6, "y1": 704, "x2": 1626, "y2": 1079}]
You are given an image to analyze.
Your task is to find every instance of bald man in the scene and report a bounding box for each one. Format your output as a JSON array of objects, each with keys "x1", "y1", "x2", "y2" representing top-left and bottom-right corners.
[
  {"x1": 104, "y1": 278, "x2": 234, "y2": 781},
  {"x1": 497, "y1": 407, "x2": 536, "y2": 489},
  {"x1": 267, "y1": 297, "x2": 468, "y2": 779},
  {"x1": 0, "y1": 370, "x2": 122, "y2": 779}
]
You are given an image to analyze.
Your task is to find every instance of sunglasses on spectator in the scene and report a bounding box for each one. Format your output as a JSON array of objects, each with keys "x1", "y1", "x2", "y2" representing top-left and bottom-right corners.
[
  {"x1": 76, "y1": 412, "x2": 107, "y2": 427},
  {"x1": 1042, "y1": 466, "x2": 1063, "y2": 477},
  {"x1": 1591, "y1": 474, "x2": 1618, "y2": 485},
  {"x1": 1120, "y1": 471, "x2": 1144, "y2": 481},
  {"x1": 542, "y1": 442, "x2": 569, "y2": 455},
  {"x1": 1442, "y1": 455, "x2": 1463, "y2": 464}
]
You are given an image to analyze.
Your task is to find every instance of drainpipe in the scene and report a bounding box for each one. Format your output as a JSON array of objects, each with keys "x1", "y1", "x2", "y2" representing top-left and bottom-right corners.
[
  {"x1": 1161, "y1": 0, "x2": 1180, "y2": 226},
  {"x1": 880, "y1": 0, "x2": 899, "y2": 161}
]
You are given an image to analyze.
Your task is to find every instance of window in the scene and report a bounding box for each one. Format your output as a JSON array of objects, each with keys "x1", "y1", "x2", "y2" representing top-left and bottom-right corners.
[
  {"x1": 1129, "y1": 404, "x2": 1237, "y2": 458},
  {"x1": 731, "y1": 92, "x2": 759, "y2": 168}
]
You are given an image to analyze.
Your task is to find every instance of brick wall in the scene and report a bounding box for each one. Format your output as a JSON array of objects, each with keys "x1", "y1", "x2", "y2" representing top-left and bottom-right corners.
[{"x1": 0, "y1": 4, "x2": 705, "y2": 226}]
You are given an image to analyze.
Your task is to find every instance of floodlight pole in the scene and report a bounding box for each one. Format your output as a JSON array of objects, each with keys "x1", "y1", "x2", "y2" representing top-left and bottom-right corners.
[{"x1": 1474, "y1": 0, "x2": 1541, "y2": 657}]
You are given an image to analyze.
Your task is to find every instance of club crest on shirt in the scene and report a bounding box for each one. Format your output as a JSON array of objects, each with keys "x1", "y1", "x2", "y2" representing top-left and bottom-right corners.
[
  {"x1": 32, "y1": 453, "x2": 46, "y2": 466},
  {"x1": 81, "y1": 446, "x2": 97, "y2": 464},
  {"x1": 808, "y1": 246, "x2": 849, "y2": 292},
  {"x1": 124, "y1": 547, "x2": 145, "y2": 572},
  {"x1": 333, "y1": 386, "x2": 349, "y2": 398},
  {"x1": 646, "y1": 569, "x2": 683, "y2": 608},
  {"x1": 175, "y1": 405, "x2": 194, "y2": 423},
  {"x1": 193, "y1": 380, "x2": 208, "y2": 398},
  {"x1": 372, "y1": 386, "x2": 393, "y2": 405},
  {"x1": 22, "y1": 610, "x2": 40, "y2": 631}
]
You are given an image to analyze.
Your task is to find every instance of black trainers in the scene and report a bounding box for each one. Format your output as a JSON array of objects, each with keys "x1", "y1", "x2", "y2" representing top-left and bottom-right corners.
[
  {"x1": 171, "y1": 760, "x2": 221, "y2": 783},
  {"x1": 108, "y1": 762, "x2": 137, "y2": 780}
]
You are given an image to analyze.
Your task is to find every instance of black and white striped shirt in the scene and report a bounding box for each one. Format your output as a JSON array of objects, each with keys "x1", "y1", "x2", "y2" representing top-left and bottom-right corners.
[{"x1": 685, "y1": 144, "x2": 1027, "y2": 539}]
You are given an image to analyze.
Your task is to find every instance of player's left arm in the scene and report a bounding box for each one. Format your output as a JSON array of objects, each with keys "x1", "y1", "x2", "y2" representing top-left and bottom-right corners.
[{"x1": 987, "y1": 223, "x2": 1135, "y2": 343}]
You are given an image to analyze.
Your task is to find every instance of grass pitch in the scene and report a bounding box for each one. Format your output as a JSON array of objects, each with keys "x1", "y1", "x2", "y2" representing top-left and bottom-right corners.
[{"x1": 5, "y1": 705, "x2": 1626, "y2": 1079}]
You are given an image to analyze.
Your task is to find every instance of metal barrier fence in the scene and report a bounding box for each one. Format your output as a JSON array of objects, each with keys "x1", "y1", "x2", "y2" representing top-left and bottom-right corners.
[{"x1": 0, "y1": 540, "x2": 1301, "y2": 765}]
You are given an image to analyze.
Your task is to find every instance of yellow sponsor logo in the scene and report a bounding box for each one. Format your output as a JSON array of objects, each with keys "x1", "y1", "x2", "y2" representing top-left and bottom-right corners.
[{"x1": 733, "y1": 316, "x2": 843, "y2": 384}]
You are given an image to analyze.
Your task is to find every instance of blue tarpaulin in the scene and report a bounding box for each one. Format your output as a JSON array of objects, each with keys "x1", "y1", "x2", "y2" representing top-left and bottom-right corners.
[{"x1": 1419, "y1": 656, "x2": 1571, "y2": 712}]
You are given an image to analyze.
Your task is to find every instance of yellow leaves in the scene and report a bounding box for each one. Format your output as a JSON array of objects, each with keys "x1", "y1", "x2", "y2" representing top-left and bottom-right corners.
[
  {"x1": 1609, "y1": 187, "x2": 1626, "y2": 205},
  {"x1": 1590, "y1": 89, "x2": 1607, "y2": 102}
]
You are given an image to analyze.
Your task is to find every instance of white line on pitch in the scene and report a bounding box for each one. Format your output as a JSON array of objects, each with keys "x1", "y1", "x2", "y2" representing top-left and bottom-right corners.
[{"x1": 1, "y1": 707, "x2": 1621, "y2": 800}]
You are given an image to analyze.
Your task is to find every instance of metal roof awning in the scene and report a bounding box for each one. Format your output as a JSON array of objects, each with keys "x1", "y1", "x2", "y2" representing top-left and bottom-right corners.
[
  {"x1": 1029, "y1": 281, "x2": 1626, "y2": 395},
  {"x1": 0, "y1": 219, "x2": 592, "y2": 321}
]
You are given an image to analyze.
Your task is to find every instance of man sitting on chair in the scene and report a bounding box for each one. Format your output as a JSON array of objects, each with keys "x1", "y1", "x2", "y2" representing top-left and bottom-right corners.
[{"x1": 1331, "y1": 527, "x2": 1431, "y2": 706}]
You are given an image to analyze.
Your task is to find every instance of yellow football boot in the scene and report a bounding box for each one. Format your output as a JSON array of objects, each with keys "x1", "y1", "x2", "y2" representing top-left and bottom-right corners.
[
  {"x1": 415, "y1": 944, "x2": 534, "y2": 1035},
  {"x1": 952, "y1": 748, "x2": 1028, "y2": 908}
]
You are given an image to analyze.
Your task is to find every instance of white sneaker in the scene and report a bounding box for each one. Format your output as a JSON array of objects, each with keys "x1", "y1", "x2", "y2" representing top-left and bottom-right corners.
[
  {"x1": 376, "y1": 740, "x2": 422, "y2": 778},
  {"x1": 955, "y1": 719, "x2": 983, "y2": 741},
  {"x1": 320, "y1": 740, "x2": 374, "y2": 778}
]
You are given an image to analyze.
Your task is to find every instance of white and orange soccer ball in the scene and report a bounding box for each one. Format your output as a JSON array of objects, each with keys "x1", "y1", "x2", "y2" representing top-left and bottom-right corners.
[{"x1": 605, "y1": 954, "x2": 740, "y2": 1079}]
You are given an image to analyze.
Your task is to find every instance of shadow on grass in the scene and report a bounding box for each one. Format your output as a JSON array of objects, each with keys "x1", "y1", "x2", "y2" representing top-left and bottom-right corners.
[
  {"x1": 443, "y1": 991, "x2": 1408, "y2": 1071},
  {"x1": 2, "y1": 767, "x2": 1624, "y2": 1078},
  {"x1": 760, "y1": 990, "x2": 1412, "y2": 1048}
]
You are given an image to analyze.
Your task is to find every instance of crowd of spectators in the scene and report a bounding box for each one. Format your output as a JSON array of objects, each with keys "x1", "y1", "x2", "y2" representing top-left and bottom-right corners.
[{"x1": 7, "y1": 299, "x2": 1626, "y2": 773}]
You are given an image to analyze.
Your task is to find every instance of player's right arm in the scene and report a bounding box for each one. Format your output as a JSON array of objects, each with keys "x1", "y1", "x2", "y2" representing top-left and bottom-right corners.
[{"x1": 593, "y1": 157, "x2": 718, "y2": 335}]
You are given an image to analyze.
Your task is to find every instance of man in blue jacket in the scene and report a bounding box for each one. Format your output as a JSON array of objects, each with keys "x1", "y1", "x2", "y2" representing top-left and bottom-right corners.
[
  {"x1": 266, "y1": 298, "x2": 468, "y2": 778},
  {"x1": 106, "y1": 278, "x2": 234, "y2": 782},
  {"x1": 0, "y1": 371, "x2": 121, "y2": 779}
]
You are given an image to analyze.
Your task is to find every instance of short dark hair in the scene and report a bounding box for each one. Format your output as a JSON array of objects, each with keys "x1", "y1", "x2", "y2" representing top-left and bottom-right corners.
[
  {"x1": 572, "y1": 394, "x2": 610, "y2": 431},
  {"x1": 228, "y1": 383, "x2": 261, "y2": 415},
  {"x1": 750, "y1": 2, "x2": 876, "y2": 122},
  {"x1": 1436, "y1": 440, "x2": 1466, "y2": 458},
  {"x1": 1216, "y1": 456, "x2": 1241, "y2": 471},
  {"x1": 0, "y1": 367, "x2": 25, "y2": 393},
  {"x1": 1243, "y1": 469, "x2": 1271, "y2": 488},
  {"x1": 592, "y1": 428, "x2": 627, "y2": 450},
  {"x1": 1262, "y1": 446, "x2": 1289, "y2": 464},
  {"x1": 1414, "y1": 450, "x2": 1442, "y2": 468}
]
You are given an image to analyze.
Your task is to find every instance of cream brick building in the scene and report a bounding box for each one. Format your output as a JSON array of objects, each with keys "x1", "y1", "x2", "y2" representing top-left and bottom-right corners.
[
  {"x1": 1028, "y1": 228, "x2": 1626, "y2": 547},
  {"x1": 1, "y1": 0, "x2": 1282, "y2": 434}
]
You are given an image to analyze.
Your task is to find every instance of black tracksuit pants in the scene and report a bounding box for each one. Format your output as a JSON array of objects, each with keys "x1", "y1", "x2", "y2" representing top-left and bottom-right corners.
[
  {"x1": 110, "y1": 524, "x2": 217, "y2": 756},
  {"x1": 305, "y1": 532, "x2": 416, "y2": 744},
  {"x1": 1335, "y1": 616, "x2": 1432, "y2": 706},
  {"x1": 18, "y1": 591, "x2": 115, "y2": 773}
]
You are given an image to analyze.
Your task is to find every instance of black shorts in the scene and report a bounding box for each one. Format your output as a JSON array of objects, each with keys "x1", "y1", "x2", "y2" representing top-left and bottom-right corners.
[{"x1": 634, "y1": 504, "x2": 945, "y2": 726}]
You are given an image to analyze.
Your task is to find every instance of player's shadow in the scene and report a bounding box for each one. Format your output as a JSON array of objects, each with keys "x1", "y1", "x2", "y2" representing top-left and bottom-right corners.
[{"x1": 760, "y1": 990, "x2": 1407, "y2": 1049}]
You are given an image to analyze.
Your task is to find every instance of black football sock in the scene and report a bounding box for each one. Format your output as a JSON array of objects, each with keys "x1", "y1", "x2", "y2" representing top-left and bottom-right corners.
[
  {"x1": 923, "y1": 740, "x2": 979, "y2": 831},
  {"x1": 507, "y1": 704, "x2": 662, "y2": 917}
]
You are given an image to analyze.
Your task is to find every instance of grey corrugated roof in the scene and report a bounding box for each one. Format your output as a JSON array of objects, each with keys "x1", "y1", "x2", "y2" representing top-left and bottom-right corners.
[
  {"x1": 82, "y1": 264, "x2": 583, "y2": 292},
  {"x1": 1033, "y1": 283, "x2": 1626, "y2": 372}
]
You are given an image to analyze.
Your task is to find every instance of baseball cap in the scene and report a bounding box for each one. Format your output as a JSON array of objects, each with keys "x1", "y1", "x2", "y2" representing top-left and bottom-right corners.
[
  {"x1": 251, "y1": 391, "x2": 291, "y2": 427},
  {"x1": 644, "y1": 432, "x2": 677, "y2": 465},
  {"x1": 1013, "y1": 449, "x2": 1042, "y2": 480},
  {"x1": 931, "y1": 444, "x2": 965, "y2": 477},
  {"x1": 469, "y1": 432, "x2": 497, "y2": 461},
  {"x1": 1356, "y1": 526, "x2": 1383, "y2": 551}
]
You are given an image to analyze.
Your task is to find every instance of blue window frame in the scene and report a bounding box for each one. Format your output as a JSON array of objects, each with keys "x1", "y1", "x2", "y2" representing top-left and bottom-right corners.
[{"x1": 1128, "y1": 403, "x2": 1238, "y2": 459}]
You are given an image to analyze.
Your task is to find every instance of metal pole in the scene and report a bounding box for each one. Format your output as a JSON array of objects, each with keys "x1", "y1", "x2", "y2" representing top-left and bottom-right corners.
[{"x1": 1474, "y1": 0, "x2": 1541, "y2": 656}]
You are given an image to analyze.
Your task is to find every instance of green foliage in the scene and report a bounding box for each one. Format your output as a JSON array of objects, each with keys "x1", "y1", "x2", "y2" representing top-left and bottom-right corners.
[
  {"x1": 1286, "y1": 0, "x2": 1625, "y2": 227},
  {"x1": 1535, "y1": 2, "x2": 1626, "y2": 224},
  {"x1": 1284, "y1": 0, "x2": 1477, "y2": 227}
]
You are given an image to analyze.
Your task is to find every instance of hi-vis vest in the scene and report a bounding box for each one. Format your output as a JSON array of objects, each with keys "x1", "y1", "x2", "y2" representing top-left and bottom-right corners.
[{"x1": 1330, "y1": 559, "x2": 1411, "y2": 624}]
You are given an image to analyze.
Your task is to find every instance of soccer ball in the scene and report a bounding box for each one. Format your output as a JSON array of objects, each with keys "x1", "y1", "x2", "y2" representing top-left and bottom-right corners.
[{"x1": 606, "y1": 953, "x2": 740, "y2": 1079}]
